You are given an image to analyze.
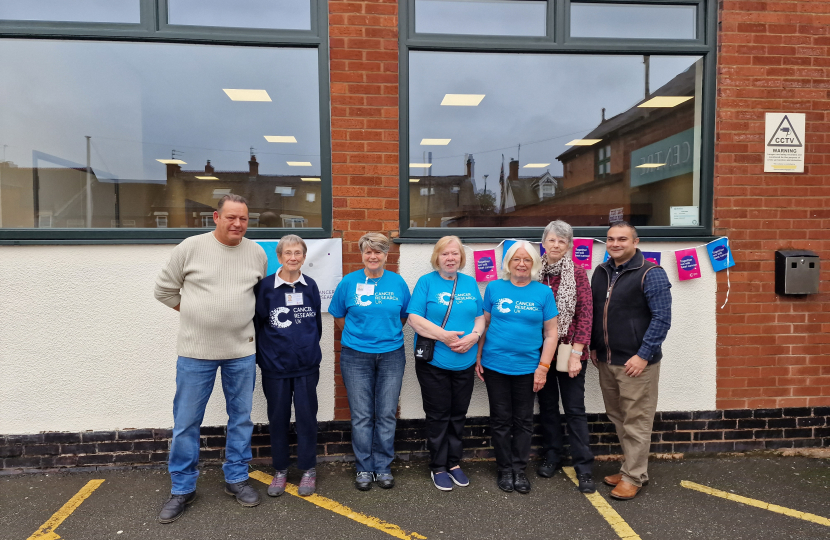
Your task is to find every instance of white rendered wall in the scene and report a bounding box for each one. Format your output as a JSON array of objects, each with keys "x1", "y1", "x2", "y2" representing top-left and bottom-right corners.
[
  {"x1": 0, "y1": 245, "x2": 335, "y2": 434},
  {"x1": 397, "y1": 242, "x2": 718, "y2": 419}
]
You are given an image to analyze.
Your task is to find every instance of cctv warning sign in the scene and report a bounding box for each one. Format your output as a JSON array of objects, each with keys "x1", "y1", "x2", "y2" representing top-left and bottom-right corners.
[{"x1": 764, "y1": 112, "x2": 805, "y2": 173}]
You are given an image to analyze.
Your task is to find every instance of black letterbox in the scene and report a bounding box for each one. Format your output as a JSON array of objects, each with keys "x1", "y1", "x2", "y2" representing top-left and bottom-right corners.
[{"x1": 775, "y1": 250, "x2": 820, "y2": 295}]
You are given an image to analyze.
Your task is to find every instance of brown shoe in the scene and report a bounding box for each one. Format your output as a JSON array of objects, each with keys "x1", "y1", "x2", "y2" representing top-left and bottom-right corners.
[
  {"x1": 603, "y1": 473, "x2": 622, "y2": 487},
  {"x1": 610, "y1": 480, "x2": 641, "y2": 500}
]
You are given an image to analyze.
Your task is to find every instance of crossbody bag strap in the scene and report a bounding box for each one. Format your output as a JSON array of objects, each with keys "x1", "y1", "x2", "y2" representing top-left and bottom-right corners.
[{"x1": 439, "y1": 277, "x2": 458, "y2": 329}]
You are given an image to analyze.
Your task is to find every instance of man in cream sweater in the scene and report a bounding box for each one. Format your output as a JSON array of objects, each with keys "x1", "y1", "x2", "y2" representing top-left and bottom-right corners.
[{"x1": 154, "y1": 194, "x2": 268, "y2": 523}]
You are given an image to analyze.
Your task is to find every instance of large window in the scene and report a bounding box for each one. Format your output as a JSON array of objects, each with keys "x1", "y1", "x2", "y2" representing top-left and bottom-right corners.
[
  {"x1": 400, "y1": 0, "x2": 716, "y2": 239},
  {"x1": 0, "y1": 0, "x2": 330, "y2": 242}
]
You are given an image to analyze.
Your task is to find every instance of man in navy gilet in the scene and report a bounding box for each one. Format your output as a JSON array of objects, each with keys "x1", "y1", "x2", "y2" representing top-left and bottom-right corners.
[{"x1": 590, "y1": 221, "x2": 672, "y2": 500}]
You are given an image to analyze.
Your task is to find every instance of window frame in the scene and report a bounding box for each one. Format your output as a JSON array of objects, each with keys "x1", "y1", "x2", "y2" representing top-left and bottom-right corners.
[
  {"x1": 0, "y1": 0, "x2": 331, "y2": 244},
  {"x1": 398, "y1": 0, "x2": 717, "y2": 242}
]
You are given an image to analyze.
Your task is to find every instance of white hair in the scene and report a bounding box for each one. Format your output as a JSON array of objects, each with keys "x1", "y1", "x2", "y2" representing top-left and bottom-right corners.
[{"x1": 501, "y1": 240, "x2": 543, "y2": 281}]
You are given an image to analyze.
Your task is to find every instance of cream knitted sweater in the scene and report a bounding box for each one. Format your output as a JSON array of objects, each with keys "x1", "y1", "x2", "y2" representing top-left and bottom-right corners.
[{"x1": 154, "y1": 232, "x2": 268, "y2": 360}]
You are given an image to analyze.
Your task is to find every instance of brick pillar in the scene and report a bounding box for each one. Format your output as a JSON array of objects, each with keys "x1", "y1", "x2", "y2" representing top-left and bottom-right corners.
[
  {"x1": 715, "y1": 3, "x2": 830, "y2": 409},
  {"x1": 329, "y1": 0, "x2": 400, "y2": 420}
]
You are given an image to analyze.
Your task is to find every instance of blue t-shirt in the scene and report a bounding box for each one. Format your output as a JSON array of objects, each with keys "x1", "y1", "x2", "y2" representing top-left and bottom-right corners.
[
  {"x1": 329, "y1": 269, "x2": 411, "y2": 354},
  {"x1": 481, "y1": 279, "x2": 558, "y2": 375},
  {"x1": 407, "y1": 271, "x2": 484, "y2": 371}
]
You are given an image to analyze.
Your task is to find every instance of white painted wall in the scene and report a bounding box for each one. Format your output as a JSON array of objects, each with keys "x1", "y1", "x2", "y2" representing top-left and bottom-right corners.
[
  {"x1": 0, "y1": 240, "x2": 716, "y2": 435},
  {"x1": 0, "y1": 245, "x2": 335, "y2": 434},
  {"x1": 397, "y1": 241, "x2": 718, "y2": 418}
]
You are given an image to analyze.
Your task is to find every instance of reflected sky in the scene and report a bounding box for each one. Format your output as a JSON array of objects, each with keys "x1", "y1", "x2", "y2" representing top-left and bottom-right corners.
[
  {"x1": 570, "y1": 3, "x2": 697, "y2": 40},
  {"x1": 0, "y1": 40, "x2": 321, "y2": 181},
  {"x1": 0, "y1": 0, "x2": 139, "y2": 23},
  {"x1": 168, "y1": 0, "x2": 311, "y2": 30},
  {"x1": 409, "y1": 52, "x2": 700, "y2": 195},
  {"x1": 415, "y1": 0, "x2": 546, "y2": 36}
]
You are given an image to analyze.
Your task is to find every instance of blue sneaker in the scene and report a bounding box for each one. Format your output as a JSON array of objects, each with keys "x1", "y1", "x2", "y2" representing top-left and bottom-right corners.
[
  {"x1": 448, "y1": 467, "x2": 470, "y2": 487},
  {"x1": 431, "y1": 471, "x2": 453, "y2": 491}
]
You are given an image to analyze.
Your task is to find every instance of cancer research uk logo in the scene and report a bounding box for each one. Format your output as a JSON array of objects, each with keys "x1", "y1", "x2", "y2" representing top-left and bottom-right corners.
[
  {"x1": 495, "y1": 298, "x2": 513, "y2": 313},
  {"x1": 354, "y1": 293, "x2": 372, "y2": 307},
  {"x1": 270, "y1": 307, "x2": 292, "y2": 329},
  {"x1": 438, "y1": 292, "x2": 452, "y2": 306}
]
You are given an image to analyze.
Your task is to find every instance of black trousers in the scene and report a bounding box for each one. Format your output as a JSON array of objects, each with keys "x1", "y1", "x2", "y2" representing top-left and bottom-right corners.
[
  {"x1": 261, "y1": 370, "x2": 319, "y2": 471},
  {"x1": 537, "y1": 361, "x2": 594, "y2": 475},
  {"x1": 415, "y1": 361, "x2": 475, "y2": 473},
  {"x1": 482, "y1": 369, "x2": 535, "y2": 473}
]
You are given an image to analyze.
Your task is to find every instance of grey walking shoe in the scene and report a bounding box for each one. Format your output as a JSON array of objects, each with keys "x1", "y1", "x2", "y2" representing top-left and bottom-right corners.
[
  {"x1": 225, "y1": 480, "x2": 261, "y2": 507},
  {"x1": 158, "y1": 492, "x2": 196, "y2": 524},
  {"x1": 298, "y1": 468, "x2": 317, "y2": 497},
  {"x1": 374, "y1": 472, "x2": 395, "y2": 489},
  {"x1": 355, "y1": 471, "x2": 373, "y2": 491},
  {"x1": 267, "y1": 470, "x2": 288, "y2": 497}
]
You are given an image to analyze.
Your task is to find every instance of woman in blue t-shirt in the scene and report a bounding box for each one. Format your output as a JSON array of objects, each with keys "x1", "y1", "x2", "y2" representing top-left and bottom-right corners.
[
  {"x1": 329, "y1": 233, "x2": 411, "y2": 492},
  {"x1": 475, "y1": 240, "x2": 558, "y2": 495},
  {"x1": 407, "y1": 236, "x2": 485, "y2": 492}
]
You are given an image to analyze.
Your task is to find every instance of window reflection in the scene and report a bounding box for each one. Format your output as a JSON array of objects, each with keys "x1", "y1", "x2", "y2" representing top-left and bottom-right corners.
[
  {"x1": 0, "y1": 39, "x2": 322, "y2": 229},
  {"x1": 415, "y1": 0, "x2": 547, "y2": 37},
  {"x1": 408, "y1": 52, "x2": 702, "y2": 228},
  {"x1": 168, "y1": 0, "x2": 311, "y2": 31},
  {"x1": 570, "y1": 3, "x2": 697, "y2": 40},
  {"x1": 0, "y1": 0, "x2": 140, "y2": 24}
]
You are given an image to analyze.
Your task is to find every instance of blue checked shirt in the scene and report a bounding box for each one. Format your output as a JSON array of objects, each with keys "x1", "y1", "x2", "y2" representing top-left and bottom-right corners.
[{"x1": 609, "y1": 258, "x2": 672, "y2": 361}]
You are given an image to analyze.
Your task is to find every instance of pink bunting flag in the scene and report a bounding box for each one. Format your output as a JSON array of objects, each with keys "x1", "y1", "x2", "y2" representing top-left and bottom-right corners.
[
  {"x1": 675, "y1": 248, "x2": 702, "y2": 281},
  {"x1": 572, "y1": 238, "x2": 593, "y2": 270},
  {"x1": 474, "y1": 249, "x2": 498, "y2": 282}
]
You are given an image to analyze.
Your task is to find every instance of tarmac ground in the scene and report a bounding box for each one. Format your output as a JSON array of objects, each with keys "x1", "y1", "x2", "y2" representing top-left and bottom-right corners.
[{"x1": 3, "y1": 454, "x2": 830, "y2": 540}]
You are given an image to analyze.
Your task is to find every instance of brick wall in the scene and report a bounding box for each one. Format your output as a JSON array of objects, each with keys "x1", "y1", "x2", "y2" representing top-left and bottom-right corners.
[
  {"x1": 715, "y1": 1, "x2": 830, "y2": 409},
  {"x1": 329, "y1": 0, "x2": 400, "y2": 420}
]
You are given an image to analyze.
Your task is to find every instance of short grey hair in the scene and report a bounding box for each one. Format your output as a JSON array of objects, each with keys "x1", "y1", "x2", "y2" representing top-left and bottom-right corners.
[
  {"x1": 542, "y1": 220, "x2": 574, "y2": 247},
  {"x1": 358, "y1": 232, "x2": 390, "y2": 254},
  {"x1": 217, "y1": 193, "x2": 248, "y2": 213},
  {"x1": 276, "y1": 234, "x2": 307, "y2": 256},
  {"x1": 501, "y1": 240, "x2": 543, "y2": 281}
]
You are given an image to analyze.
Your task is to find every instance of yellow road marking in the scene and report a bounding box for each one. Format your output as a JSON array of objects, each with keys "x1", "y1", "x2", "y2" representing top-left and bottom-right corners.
[
  {"x1": 563, "y1": 467, "x2": 642, "y2": 540},
  {"x1": 681, "y1": 480, "x2": 830, "y2": 527},
  {"x1": 27, "y1": 479, "x2": 105, "y2": 540},
  {"x1": 249, "y1": 470, "x2": 427, "y2": 539}
]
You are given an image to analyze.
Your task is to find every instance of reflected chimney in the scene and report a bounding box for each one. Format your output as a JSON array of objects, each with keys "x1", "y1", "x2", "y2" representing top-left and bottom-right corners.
[
  {"x1": 248, "y1": 155, "x2": 259, "y2": 180},
  {"x1": 466, "y1": 154, "x2": 475, "y2": 180},
  {"x1": 509, "y1": 159, "x2": 519, "y2": 181},
  {"x1": 205, "y1": 160, "x2": 214, "y2": 175},
  {"x1": 602, "y1": 108, "x2": 606, "y2": 122}
]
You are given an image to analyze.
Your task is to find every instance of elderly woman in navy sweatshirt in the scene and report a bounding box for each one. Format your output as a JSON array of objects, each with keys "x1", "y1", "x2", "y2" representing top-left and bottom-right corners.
[{"x1": 254, "y1": 234, "x2": 323, "y2": 498}]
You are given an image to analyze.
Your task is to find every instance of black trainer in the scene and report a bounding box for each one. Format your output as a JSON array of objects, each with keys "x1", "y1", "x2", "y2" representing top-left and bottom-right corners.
[
  {"x1": 577, "y1": 473, "x2": 597, "y2": 494},
  {"x1": 536, "y1": 459, "x2": 561, "y2": 478},
  {"x1": 158, "y1": 492, "x2": 196, "y2": 524},
  {"x1": 514, "y1": 471, "x2": 532, "y2": 494},
  {"x1": 225, "y1": 480, "x2": 261, "y2": 507},
  {"x1": 497, "y1": 470, "x2": 514, "y2": 493}
]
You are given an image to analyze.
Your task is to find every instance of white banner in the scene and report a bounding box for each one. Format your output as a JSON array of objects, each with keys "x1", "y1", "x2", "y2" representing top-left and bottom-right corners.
[{"x1": 255, "y1": 238, "x2": 343, "y2": 312}]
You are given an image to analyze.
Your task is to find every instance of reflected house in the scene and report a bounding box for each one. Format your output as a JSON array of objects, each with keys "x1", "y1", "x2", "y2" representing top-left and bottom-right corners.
[
  {"x1": 550, "y1": 65, "x2": 698, "y2": 226},
  {"x1": 156, "y1": 155, "x2": 322, "y2": 229},
  {"x1": 408, "y1": 156, "x2": 478, "y2": 227}
]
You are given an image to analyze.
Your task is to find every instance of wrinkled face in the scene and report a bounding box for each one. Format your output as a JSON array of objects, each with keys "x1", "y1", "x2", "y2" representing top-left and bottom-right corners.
[
  {"x1": 606, "y1": 225, "x2": 639, "y2": 263},
  {"x1": 437, "y1": 241, "x2": 462, "y2": 275},
  {"x1": 508, "y1": 247, "x2": 533, "y2": 279},
  {"x1": 213, "y1": 201, "x2": 249, "y2": 245},
  {"x1": 543, "y1": 234, "x2": 569, "y2": 262},
  {"x1": 362, "y1": 247, "x2": 387, "y2": 272},
  {"x1": 278, "y1": 243, "x2": 306, "y2": 273}
]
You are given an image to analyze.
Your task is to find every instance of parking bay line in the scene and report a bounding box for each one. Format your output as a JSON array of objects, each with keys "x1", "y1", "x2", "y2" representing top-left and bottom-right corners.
[
  {"x1": 27, "y1": 479, "x2": 106, "y2": 540},
  {"x1": 681, "y1": 480, "x2": 830, "y2": 527},
  {"x1": 249, "y1": 470, "x2": 427, "y2": 540},
  {"x1": 563, "y1": 467, "x2": 642, "y2": 540}
]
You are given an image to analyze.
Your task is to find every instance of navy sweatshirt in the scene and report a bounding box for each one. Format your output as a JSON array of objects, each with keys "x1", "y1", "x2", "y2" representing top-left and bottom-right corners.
[{"x1": 254, "y1": 273, "x2": 323, "y2": 379}]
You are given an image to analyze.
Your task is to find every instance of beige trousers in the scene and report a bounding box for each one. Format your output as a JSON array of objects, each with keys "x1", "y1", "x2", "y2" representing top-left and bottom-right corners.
[{"x1": 597, "y1": 361, "x2": 661, "y2": 487}]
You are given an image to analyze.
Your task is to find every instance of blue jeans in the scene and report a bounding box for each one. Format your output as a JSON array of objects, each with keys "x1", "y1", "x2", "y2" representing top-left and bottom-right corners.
[
  {"x1": 169, "y1": 355, "x2": 256, "y2": 495},
  {"x1": 339, "y1": 345, "x2": 406, "y2": 474}
]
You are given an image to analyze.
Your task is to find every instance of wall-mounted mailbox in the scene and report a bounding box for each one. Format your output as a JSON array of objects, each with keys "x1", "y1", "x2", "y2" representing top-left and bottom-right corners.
[{"x1": 775, "y1": 250, "x2": 820, "y2": 295}]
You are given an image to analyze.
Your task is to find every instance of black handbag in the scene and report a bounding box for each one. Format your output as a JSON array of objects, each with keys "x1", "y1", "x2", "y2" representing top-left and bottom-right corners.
[{"x1": 414, "y1": 277, "x2": 458, "y2": 363}]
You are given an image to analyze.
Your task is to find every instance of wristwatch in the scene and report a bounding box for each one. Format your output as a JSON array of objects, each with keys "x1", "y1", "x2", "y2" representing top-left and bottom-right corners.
[{"x1": 570, "y1": 349, "x2": 583, "y2": 356}]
